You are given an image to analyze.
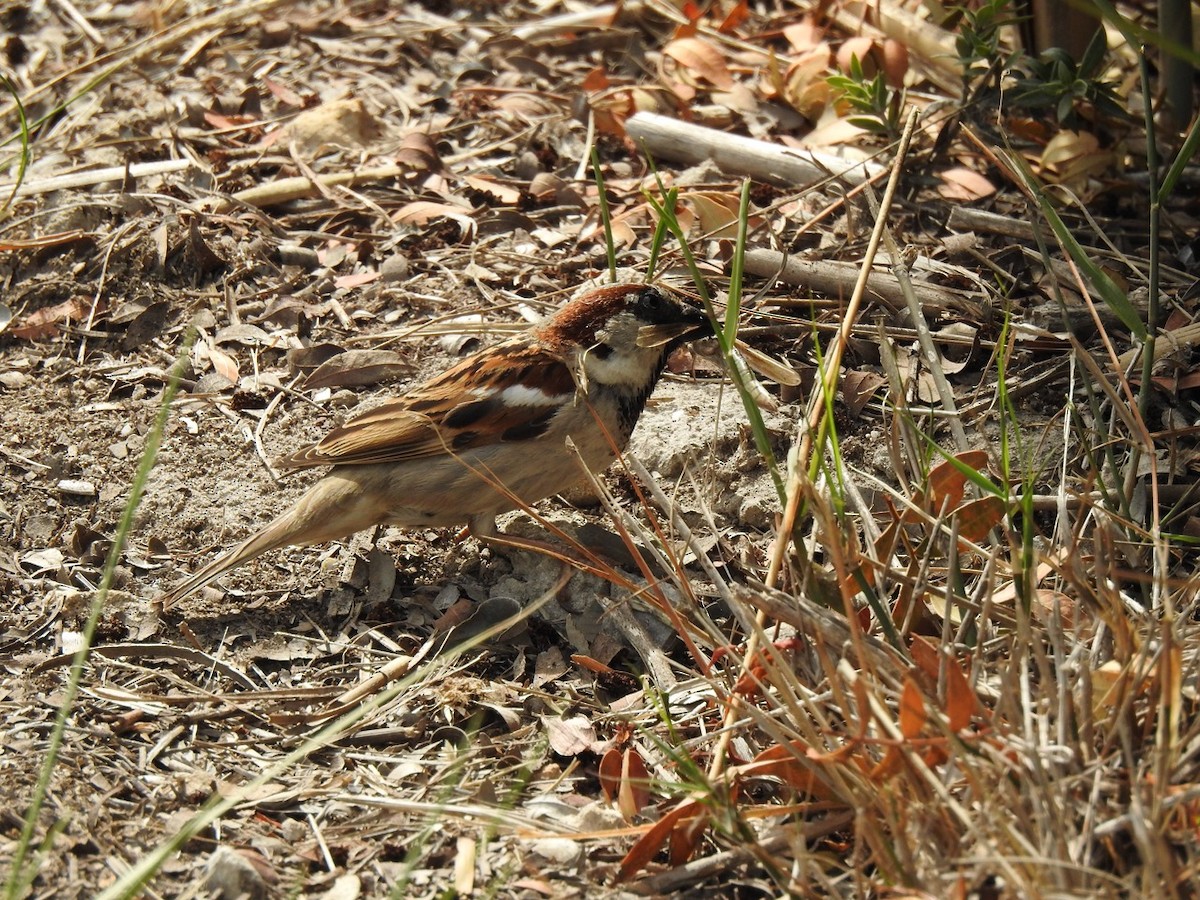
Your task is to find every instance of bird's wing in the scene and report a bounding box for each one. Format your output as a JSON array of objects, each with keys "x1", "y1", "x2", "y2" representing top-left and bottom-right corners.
[{"x1": 276, "y1": 340, "x2": 580, "y2": 469}]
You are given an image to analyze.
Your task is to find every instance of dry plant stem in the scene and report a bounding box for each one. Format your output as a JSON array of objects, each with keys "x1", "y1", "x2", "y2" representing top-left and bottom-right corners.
[
  {"x1": 972, "y1": 127, "x2": 1171, "y2": 614},
  {"x1": 773, "y1": 108, "x2": 919, "y2": 592},
  {"x1": 50, "y1": 0, "x2": 103, "y2": 45},
  {"x1": 30, "y1": 642, "x2": 256, "y2": 689},
  {"x1": 837, "y1": 657, "x2": 1032, "y2": 890},
  {"x1": 96, "y1": 573, "x2": 568, "y2": 899},
  {"x1": 206, "y1": 165, "x2": 406, "y2": 212},
  {"x1": 78, "y1": 219, "x2": 136, "y2": 364},
  {"x1": 580, "y1": 450, "x2": 712, "y2": 675},
  {"x1": 863, "y1": 182, "x2": 969, "y2": 452},
  {"x1": 703, "y1": 109, "x2": 921, "y2": 788},
  {"x1": 0, "y1": 158, "x2": 194, "y2": 196},
  {"x1": 623, "y1": 456, "x2": 741, "y2": 615},
  {"x1": 946, "y1": 205, "x2": 1037, "y2": 239},
  {"x1": 741, "y1": 249, "x2": 984, "y2": 320}
]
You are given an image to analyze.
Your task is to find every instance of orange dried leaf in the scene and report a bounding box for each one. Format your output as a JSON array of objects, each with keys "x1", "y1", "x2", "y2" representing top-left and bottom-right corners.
[
  {"x1": 598, "y1": 747, "x2": 622, "y2": 803},
  {"x1": 674, "y1": 1, "x2": 702, "y2": 38},
  {"x1": 899, "y1": 674, "x2": 926, "y2": 740},
  {"x1": 955, "y1": 495, "x2": 1006, "y2": 543},
  {"x1": 617, "y1": 800, "x2": 706, "y2": 882},
  {"x1": 686, "y1": 191, "x2": 743, "y2": 237},
  {"x1": 923, "y1": 449, "x2": 988, "y2": 515},
  {"x1": 783, "y1": 20, "x2": 824, "y2": 53},
  {"x1": 618, "y1": 748, "x2": 653, "y2": 820},
  {"x1": 718, "y1": 0, "x2": 750, "y2": 33},
  {"x1": 464, "y1": 175, "x2": 523, "y2": 205},
  {"x1": 333, "y1": 271, "x2": 379, "y2": 290},
  {"x1": 393, "y1": 201, "x2": 475, "y2": 236},
  {"x1": 945, "y1": 656, "x2": 980, "y2": 732},
  {"x1": 741, "y1": 741, "x2": 840, "y2": 800},
  {"x1": 262, "y1": 75, "x2": 306, "y2": 108},
  {"x1": 663, "y1": 37, "x2": 735, "y2": 90},
  {"x1": 208, "y1": 346, "x2": 239, "y2": 383},
  {"x1": 582, "y1": 66, "x2": 610, "y2": 92},
  {"x1": 11, "y1": 296, "x2": 95, "y2": 340},
  {"x1": 840, "y1": 369, "x2": 885, "y2": 417},
  {"x1": 571, "y1": 654, "x2": 616, "y2": 675},
  {"x1": 908, "y1": 635, "x2": 941, "y2": 683},
  {"x1": 938, "y1": 166, "x2": 996, "y2": 201}
]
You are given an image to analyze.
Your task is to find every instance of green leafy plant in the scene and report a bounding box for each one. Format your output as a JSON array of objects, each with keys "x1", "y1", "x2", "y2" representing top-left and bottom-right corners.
[
  {"x1": 953, "y1": 0, "x2": 1023, "y2": 95},
  {"x1": 951, "y1": 0, "x2": 1124, "y2": 128},
  {"x1": 827, "y1": 54, "x2": 904, "y2": 139},
  {"x1": 1011, "y1": 30, "x2": 1126, "y2": 126}
]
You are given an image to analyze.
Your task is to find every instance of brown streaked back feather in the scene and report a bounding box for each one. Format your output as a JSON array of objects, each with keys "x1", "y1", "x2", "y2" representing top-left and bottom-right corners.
[{"x1": 276, "y1": 337, "x2": 580, "y2": 469}]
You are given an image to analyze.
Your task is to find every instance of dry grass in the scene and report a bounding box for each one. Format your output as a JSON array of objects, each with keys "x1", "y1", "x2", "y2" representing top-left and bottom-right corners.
[{"x1": 2, "y1": 0, "x2": 1199, "y2": 897}]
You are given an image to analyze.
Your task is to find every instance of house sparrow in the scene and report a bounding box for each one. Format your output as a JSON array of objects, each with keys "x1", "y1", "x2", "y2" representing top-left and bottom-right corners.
[{"x1": 157, "y1": 283, "x2": 711, "y2": 608}]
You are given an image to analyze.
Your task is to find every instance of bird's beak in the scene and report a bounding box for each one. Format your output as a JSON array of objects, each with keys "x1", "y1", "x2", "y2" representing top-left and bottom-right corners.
[{"x1": 636, "y1": 321, "x2": 707, "y2": 348}]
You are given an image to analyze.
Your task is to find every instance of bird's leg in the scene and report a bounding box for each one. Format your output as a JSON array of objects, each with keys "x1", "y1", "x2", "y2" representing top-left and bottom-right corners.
[{"x1": 466, "y1": 514, "x2": 614, "y2": 581}]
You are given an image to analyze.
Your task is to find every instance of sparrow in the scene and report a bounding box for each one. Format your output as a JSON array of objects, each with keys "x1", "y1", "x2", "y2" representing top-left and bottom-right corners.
[{"x1": 157, "y1": 283, "x2": 711, "y2": 608}]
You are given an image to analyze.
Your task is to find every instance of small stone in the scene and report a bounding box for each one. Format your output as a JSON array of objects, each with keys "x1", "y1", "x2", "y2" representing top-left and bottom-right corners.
[
  {"x1": 204, "y1": 846, "x2": 270, "y2": 900},
  {"x1": 57, "y1": 479, "x2": 97, "y2": 498},
  {"x1": 259, "y1": 20, "x2": 292, "y2": 47},
  {"x1": 529, "y1": 838, "x2": 583, "y2": 865},
  {"x1": 278, "y1": 244, "x2": 320, "y2": 269},
  {"x1": 380, "y1": 254, "x2": 409, "y2": 282}
]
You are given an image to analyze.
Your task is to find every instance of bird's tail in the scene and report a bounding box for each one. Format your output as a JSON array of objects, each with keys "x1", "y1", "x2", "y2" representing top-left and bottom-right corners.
[
  {"x1": 155, "y1": 474, "x2": 383, "y2": 610},
  {"x1": 155, "y1": 508, "x2": 309, "y2": 610}
]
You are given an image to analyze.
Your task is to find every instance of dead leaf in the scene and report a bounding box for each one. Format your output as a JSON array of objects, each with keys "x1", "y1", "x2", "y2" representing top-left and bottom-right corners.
[
  {"x1": 944, "y1": 656, "x2": 981, "y2": 732},
  {"x1": 395, "y1": 132, "x2": 443, "y2": 171},
  {"x1": 899, "y1": 675, "x2": 926, "y2": 739},
  {"x1": 302, "y1": 349, "x2": 415, "y2": 390},
  {"x1": 663, "y1": 37, "x2": 735, "y2": 90},
  {"x1": 617, "y1": 799, "x2": 707, "y2": 882},
  {"x1": 840, "y1": 369, "x2": 886, "y2": 417},
  {"x1": 598, "y1": 746, "x2": 653, "y2": 820},
  {"x1": 393, "y1": 201, "x2": 476, "y2": 237},
  {"x1": 281, "y1": 98, "x2": 381, "y2": 156},
  {"x1": 783, "y1": 19, "x2": 824, "y2": 53},
  {"x1": 954, "y1": 495, "x2": 1006, "y2": 543},
  {"x1": 685, "y1": 190, "x2": 743, "y2": 237},
  {"x1": 208, "y1": 346, "x2": 239, "y2": 383},
  {"x1": 262, "y1": 75, "x2": 308, "y2": 109},
  {"x1": 909, "y1": 450, "x2": 989, "y2": 520},
  {"x1": 11, "y1": 296, "x2": 97, "y2": 341},
  {"x1": 333, "y1": 270, "x2": 379, "y2": 290},
  {"x1": 464, "y1": 174, "x2": 523, "y2": 206},
  {"x1": 545, "y1": 714, "x2": 599, "y2": 757},
  {"x1": 837, "y1": 36, "x2": 880, "y2": 77},
  {"x1": 1036, "y1": 130, "x2": 1112, "y2": 190},
  {"x1": 779, "y1": 47, "x2": 832, "y2": 119},
  {"x1": 937, "y1": 166, "x2": 996, "y2": 201}
]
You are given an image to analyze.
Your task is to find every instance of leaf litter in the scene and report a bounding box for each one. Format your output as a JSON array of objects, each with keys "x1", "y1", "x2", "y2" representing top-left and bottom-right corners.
[{"x1": 2, "y1": 0, "x2": 1199, "y2": 897}]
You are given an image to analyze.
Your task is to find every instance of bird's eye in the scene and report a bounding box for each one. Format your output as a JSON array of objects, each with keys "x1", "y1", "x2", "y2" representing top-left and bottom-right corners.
[{"x1": 633, "y1": 287, "x2": 677, "y2": 323}]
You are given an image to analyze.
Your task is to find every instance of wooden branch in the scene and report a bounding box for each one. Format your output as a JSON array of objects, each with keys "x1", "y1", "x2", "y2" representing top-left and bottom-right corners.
[
  {"x1": 625, "y1": 112, "x2": 884, "y2": 188},
  {"x1": 742, "y1": 248, "x2": 985, "y2": 320}
]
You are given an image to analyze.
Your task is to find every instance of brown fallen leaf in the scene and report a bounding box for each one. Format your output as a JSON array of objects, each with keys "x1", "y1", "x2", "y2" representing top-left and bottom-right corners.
[
  {"x1": 663, "y1": 37, "x2": 735, "y2": 90},
  {"x1": 301, "y1": 349, "x2": 414, "y2": 390},
  {"x1": 11, "y1": 296, "x2": 98, "y2": 341}
]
